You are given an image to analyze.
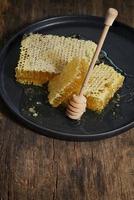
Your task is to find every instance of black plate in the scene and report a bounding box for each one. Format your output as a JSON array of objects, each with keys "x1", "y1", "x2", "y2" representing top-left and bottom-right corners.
[{"x1": 0, "y1": 16, "x2": 134, "y2": 141}]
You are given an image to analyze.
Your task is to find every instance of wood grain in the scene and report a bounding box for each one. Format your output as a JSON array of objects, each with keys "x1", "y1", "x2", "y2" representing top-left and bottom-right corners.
[{"x1": 0, "y1": 0, "x2": 134, "y2": 200}]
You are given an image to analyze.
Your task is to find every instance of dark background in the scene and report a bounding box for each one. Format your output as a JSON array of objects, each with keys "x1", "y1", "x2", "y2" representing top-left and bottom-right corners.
[{"x1": 0, "y1": 0, "x2": 134, "y2": 200}]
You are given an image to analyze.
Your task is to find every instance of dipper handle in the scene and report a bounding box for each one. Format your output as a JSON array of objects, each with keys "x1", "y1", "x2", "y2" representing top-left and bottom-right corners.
[{"x1": 79, "y1": 8, "x2": 118, "y2": 95}]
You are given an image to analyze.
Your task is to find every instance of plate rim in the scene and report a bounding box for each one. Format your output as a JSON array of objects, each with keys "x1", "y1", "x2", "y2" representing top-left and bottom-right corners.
[{"x1": 0, "y1": 15, "x2": 134, "y2": 141}]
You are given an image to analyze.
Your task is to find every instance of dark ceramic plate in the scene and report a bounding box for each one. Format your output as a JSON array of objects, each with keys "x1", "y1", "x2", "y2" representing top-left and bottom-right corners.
[{"x1": 0, "y1": 16, "x2": 134, "y2": 141}]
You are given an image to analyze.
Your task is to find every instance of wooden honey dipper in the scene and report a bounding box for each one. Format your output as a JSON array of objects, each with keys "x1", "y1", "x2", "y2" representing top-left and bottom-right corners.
[{"x1": 66, "y1": 8, "x2": 118, "y2": 120}]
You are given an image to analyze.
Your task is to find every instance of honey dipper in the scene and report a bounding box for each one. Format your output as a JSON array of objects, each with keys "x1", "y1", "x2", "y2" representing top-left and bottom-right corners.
[{"x1": 66, "y1": 8, "x2": 118, "y2": 120}]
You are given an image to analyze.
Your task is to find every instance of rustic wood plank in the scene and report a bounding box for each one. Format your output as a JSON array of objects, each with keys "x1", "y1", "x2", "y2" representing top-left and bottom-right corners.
[{"x1": 0, "y1": 0, "x2": 134, "y2": 200}]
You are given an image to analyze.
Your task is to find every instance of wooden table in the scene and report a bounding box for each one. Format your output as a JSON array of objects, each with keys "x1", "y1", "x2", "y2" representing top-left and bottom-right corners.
[{"x1": 0, "y1": 1, "x2": 134, "y2": 199}]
